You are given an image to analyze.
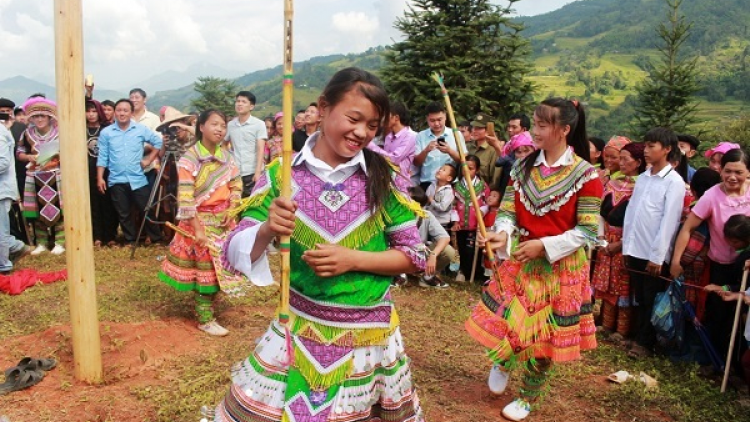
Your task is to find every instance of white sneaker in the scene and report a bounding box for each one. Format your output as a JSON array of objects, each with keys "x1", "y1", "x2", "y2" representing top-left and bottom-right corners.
[
  {"x1": 50, "y1": 244, "x2": 66, "y2": 255},
  {"x1": 31, "y1": 244, "x2": 48, "y2": 255},
  {"x1": 455, "y1": 272, "x2": 466, "y2": 282},
  {"x1": 488, "y1": 364, "x2": 510, "y2": 394},
  {"x1": 198, "y1": 320, "x2": 229, "y2": 336},
  {"x1": 502, "y1": 398, "x2": 531, "y2": 421}
]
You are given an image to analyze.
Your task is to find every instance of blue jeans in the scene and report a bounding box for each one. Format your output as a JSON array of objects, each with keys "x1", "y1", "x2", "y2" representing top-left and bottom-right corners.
[{"x1": 0, "y1": 199, "x2": 25, "y2": 271}]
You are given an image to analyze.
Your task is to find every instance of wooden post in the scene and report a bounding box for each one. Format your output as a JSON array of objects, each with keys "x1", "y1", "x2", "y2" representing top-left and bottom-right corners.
[
  {"x1": 278, "y1": 0, "x2": 294, "y2": 327},
  {"x1": 721, "y1": 267, "x2": 749, "y2": 392},
  {"x1": 54, "y1": 0, "x2": 103, "y2": 383}
]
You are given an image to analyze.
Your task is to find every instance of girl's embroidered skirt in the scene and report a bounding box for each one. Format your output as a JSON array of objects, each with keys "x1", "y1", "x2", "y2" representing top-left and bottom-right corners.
[
  {"x1": 159, "y1": 205, "x2": 247, "y2": 296},
  {"x1": 216, "y1": 289, "x2": 424, "y2": 422},
  {"x1": 466, "y1": 247, "x2": 596, "y2": 366},
  {"x1": 591, "y1": 226, "x2": 631, "y2": 307}
]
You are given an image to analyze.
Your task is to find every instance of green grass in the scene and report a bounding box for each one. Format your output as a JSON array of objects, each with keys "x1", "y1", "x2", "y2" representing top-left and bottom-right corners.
[{"x1": 1, "y1": 248, "x2": 749, "y2": 421}]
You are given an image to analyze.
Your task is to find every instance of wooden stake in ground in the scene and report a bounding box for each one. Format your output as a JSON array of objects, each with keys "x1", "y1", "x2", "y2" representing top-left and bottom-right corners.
[
  {"x1": 721, "y1": 265, "x2": 749, "y2": 392},
  {"x1": 431, "y1": 73, "x2": 500, "y2": 282},
  {"x1": 278, "y1": 0, "x2": 294, "y2": 327},
  {"x1": 54, "y1": 0, "x2": 102, "y2": 383}
]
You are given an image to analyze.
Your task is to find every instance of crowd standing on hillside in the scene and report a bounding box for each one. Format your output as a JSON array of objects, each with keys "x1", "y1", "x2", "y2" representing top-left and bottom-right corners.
[{"x1": 2, "y1": 66, "x2": 750, "y2": 421}]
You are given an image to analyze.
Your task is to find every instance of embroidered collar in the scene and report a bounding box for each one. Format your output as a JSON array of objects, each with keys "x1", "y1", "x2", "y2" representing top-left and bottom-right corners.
[
  {"x1": 533, "y1": 146, "x2": 575, "y2": 167},
  {"x1": 196, "y1": 141, "x2": 226, "y2": 163},
  {"x1": 292, "y1": 132, "x2": 368, "y2": 176}
]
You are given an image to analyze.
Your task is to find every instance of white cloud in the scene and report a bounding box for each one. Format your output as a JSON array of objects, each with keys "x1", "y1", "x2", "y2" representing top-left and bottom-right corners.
[
  {"x1": 0, "y1": 0, "x2": 574, "y2": 92},
  {"x1": 331, "y1": 11, "x2": 379, "y2": 33}
]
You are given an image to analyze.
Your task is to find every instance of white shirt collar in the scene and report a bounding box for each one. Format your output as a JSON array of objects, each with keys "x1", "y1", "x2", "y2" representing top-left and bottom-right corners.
[
  {"x1": 292, "y1": 132, "x2": 368, "y2": 176},
  {"x1": 533, "y1": 146, "x2": 575, "y2": 167},
  {"x1": 645, "y1": 163, "x2": 674, "y2": 178}
]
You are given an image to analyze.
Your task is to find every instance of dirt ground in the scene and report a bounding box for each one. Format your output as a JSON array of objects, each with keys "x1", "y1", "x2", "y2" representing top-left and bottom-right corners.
[{"x1": 0, "y1": 302, "x2": 677, "y2": 422}]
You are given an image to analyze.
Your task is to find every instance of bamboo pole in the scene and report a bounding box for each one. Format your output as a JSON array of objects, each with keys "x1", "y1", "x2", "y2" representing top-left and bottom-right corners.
[
  {"x1": 721, "y1": 266, "x2": 749, "y2": 392},
  {"x1": 54, "y1": 0, "x2": 102, "y2": 383},
  {"x1": 430, "y1": 73, "x2": 500, "y2": 280},
  {"x1": 279, "y1": 0, "x2": 294, "y2": 326}
]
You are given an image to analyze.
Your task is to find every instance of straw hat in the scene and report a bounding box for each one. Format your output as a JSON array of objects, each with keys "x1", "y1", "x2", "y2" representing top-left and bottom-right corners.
[
  {"x1": 156, "y1": 106, "x2": 194, "y2": 131},
  {"x1": 22, "y1": 97, "x2": 57, "y2": 119}
]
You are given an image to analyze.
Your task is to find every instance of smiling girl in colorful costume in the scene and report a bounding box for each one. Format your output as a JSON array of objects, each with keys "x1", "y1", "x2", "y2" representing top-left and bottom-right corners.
[{"x1": 215, "y1": 68, "x2": 427, "y2": 422}]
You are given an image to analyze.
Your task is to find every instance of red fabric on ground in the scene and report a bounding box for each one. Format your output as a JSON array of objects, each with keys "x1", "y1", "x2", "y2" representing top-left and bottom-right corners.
[{"x1": 0, "y1": 269, "x2": 68, "y2": 295}]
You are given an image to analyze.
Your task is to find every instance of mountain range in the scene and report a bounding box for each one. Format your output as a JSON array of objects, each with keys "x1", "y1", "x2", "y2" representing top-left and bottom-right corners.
[{"x1": 2, "y1": 0, "x2": 748, "y2": 135}]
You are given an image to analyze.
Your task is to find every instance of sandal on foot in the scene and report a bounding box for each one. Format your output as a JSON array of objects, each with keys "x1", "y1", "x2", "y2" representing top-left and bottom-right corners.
[{"x1": 0, "y1": 368, "x2": 45, "y2": 395}]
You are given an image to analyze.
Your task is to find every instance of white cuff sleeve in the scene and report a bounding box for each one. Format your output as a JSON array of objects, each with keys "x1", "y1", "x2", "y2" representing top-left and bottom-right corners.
[
  {"x1": 540, "y1": 229, "x2": 589, "y2": 263},
  {"x1": 493, "y1": 219, "x2": 514, "y2": 260},
  {"x1": 226, "y1": 224, "x2": 275, "y2": 286}
]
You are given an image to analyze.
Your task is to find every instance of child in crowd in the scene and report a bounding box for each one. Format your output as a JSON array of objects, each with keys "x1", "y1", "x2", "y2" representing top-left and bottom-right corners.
[
  {"x1": 264, "y1": 112, "x2": 284, "y2": 164},
  {"x1": 705, "y1": 141, "x2": 740, "y2": 173},
  {"x1": 502, "y1": 131, "x2": 536, "y2": 162},
  {"x1": 467, "y1": 98, "x2": 601, "y2": 421},
  {"x1": 711, "y1": 214, "x2": 750, "y2": 387},
  {"x1": 425, "y1": 163, "x2": 456, "y2": 229},
  {"x1": 622, "y1": 127, "x2": 685, "y2": 358},
  {"x1": 452, "y1": 154, "x2": 489, "y2": 283},
  {"x1": 676, "y1": 134, "x2": 700, "y2": 182},
  {"x1": 482, "y1": 189, "x2": 502, "y2": 278},
  {"x1": 159, "y1": 109, "x2": 246, "y2": 336},
  {"x1": 678, "y1": 167, "x2": 721, "y2": 319},
  {"x1": 409, "y1": 185, "x2": 455, "y2": 288},
  {"x1": 215, "y1": 68, "x2": 426, "y2": 422}
]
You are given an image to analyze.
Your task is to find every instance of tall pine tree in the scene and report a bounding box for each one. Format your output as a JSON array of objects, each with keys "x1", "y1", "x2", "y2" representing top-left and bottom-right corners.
[
  {"x1": 381, "y1": 0, "x2": 534, "y2": 128},
  {"x1": 633, "y1": 0, "x2": 700, "y2": 135},
  {"x1": 191, "y1": 76, "x2": 239, "y2": 116}
]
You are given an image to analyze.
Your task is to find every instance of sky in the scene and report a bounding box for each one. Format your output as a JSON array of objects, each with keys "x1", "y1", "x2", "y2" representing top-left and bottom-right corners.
[{"x1": 0, "y1": 0, "x2": 576, "y2": 91}]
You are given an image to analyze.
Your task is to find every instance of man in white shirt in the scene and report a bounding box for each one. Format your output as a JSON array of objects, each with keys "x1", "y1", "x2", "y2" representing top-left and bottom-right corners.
[
  {"x1": 622, "y1": 127, "x2": 684, "y2": 357},
  {"x1": 412, "y1": 102, "x2": 464, "y2": 191},
  {"x1": 225, "y1": 91, "x2": 268, "y2": 197},
  {"x1": 129, "y1": 88, "x2": 160, "y2": 131}
]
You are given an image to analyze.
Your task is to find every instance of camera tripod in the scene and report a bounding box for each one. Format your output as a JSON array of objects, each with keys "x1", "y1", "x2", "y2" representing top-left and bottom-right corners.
[{"x1": 129, "y1": 148, "x2": 180, "y2": 259}]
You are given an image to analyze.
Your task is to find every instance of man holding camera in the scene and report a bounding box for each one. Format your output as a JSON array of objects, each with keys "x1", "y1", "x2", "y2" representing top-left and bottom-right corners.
[{"x1": 413, "y1": 101, "x2": 465, "y2": 192}]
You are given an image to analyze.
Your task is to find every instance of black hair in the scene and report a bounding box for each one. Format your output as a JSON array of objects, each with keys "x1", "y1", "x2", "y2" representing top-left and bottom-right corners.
[
  {"x1": 425, "y1": 101, "x2": 445, "y2": 115},
  {"x1": 621, "y1": 142, "x2": 647, "y2": 174},
  {"x1": 676, "y1": 133, "x2": 700, "y2": 151},
  {"x1": 508, "y1": 113, "x2": 531, "y2": 131},
  {"x1": 462, "y1": 155, "x2": 481, "y2": 181},
  {"x1": 308, "y1": 102, "x2": 318, "y2": 108},
  {"x1": 720, "y1": 148, "x2": 750, "y2": 170},
  {"x1": 236, "y1": 90, "x2": 256, "y2": 105},
  {"x1": 390, "y1": 101, "x2": 410, "y2": 126},
  {"x1": 114, "y1": 98, "x2": 134, "y2": 112},
  {"x1": 458, "y1": 120, "x2": 471, "y2": 128},
  {"x1": 129, "y1": 88, "x2": 147, "y2": 98},
  {"x1": 319, "y1": 67, "x2": 391, "y2": 212},
  {"x1": 643, "y1": 127, "x2": 679, "y2": 162},
  {"x1": 523, "y1": 98, "x2": 588, "y2": 180},
  {"x1": 101, "y1": 100, "x2": 115, "y2": 108},
  {"x1": 672, "y1": 153, "x2": 689, "y2": 182},
  {"x1": 14, "y1": 107, "x2": 23, "y2": 115},
  {"x1": 408, "y1": 186, "x2": 428, "y2": 207},
  {"x1": 724, "y1": 214, "x2": 750, "y2": 242},
  {"x1": 588, "y1": 136, "x2": 605, "y2": 167},
  {"x1": 690, "y1": 167, "x2": 721, "y2": 199},
  {"x1": 27, "y1": 93, "x2": 46, "y2": 99},
  {"x1": 297, "y1": 109, "x2": 306, "y2": 114},
  {"x1": 441, "y1": 163, "x2": 457, "y2": 180},
  {"x1": 195, "y1": 109, "x2": 227, "y2": 142}
]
